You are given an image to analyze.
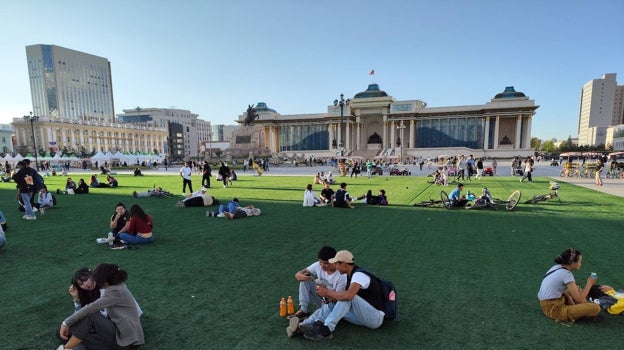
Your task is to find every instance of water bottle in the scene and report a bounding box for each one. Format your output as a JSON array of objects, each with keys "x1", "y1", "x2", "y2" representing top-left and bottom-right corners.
[
  {"x1": 279, "y1": 297, "x2": 286, "y2": 317},
  {"x1": 287, "y1": 296, "x2": 295, "y2": 315}
]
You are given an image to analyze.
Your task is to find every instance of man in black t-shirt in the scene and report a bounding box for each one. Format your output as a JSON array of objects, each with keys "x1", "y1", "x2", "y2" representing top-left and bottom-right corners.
[
  {"x1": 319, "y1": 182, "x2": 334, "y2": 205},
  {"x1": 333, "y1": 182, "x2": 354, "y2": 208},
  {"x1": 202, "y1": 161, "x2": 212, "y2": 188}
]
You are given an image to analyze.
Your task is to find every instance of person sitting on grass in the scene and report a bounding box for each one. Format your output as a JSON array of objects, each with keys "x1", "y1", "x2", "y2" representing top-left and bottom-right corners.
[
  {"x1": 449, "y1": 183, "x2": 469, "y2": 207},
  {"x1": 106, "y1": 175, "x2": 118, "y2": 187},
  {"x1": 59, "y1": 263, "x2": 144, "y2": 350},
  {"x1": 333, "y1": 182, "x2": 354, "y2": 208},
  {"x1": 537, "y1": 248, "x2": 600, "y2": 322},
  {"x1": 303, "y1": 184, "x2": 324, "y2": 207},
  {"x1": 287, "y1": 245, "x2": 347, "y2": 326},
  {"x1": 64, "y1": 178, "x2": 77, "y2": 194},
  {"x1": 36, "y1": 185, "x2": 54, "y2": 215},
  {"x1": 117, "y1": 204, "x2": 154, "y2": 245},
  {"x1": 89, "y1": 174, "x2": 103, "y2": 188},
  {"x1": 133, "y1": 167, "x2": 143, "y2": 176},
  {"x1": 206, "y1": 198, "x2": 239, "y2": 217},
  {"x1": 106, "y1": 203, "x2": 130, "y2": 246},
  {"x1": 319, "y1": 181, "x2": 334, "y2": 205},
  {"x1": 313, "y1": 173, "x2": 323, "y2": 185},
  {"x1": 74, "y1": 179, "x2": 89, "y2": 194},
  {"x1": 223, "y1": 205, "x2": 262, "y2": 219},
  {"x1": 176, "y1": 187, "x2": 219, "y2": 207},
  {"x1": 0, "y1": 209, "x2": 7, "y2": 231},
  {"x1": 473, "y1": 187, "x2": 494, "y2": 206}
]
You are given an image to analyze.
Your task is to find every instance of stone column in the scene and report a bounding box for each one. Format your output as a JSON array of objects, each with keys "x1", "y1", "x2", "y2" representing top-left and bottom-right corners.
[
  {"x1": 390, "y1": 120, "x2": 396, "y2": 151},
  {"x1": 524, "y1": 115, "x2": 532, "y2": 149},
  {"x1": 409, "y1": 119, "x2": 415, "y2": 149},
  {"x1": 328, "y1": 123, "x2": 334, "y2": 150},
  {"x1": 493, "y1": 116, "x2": 500, "y2": 150},
  {"x1": 382, "y1": 115, "x2": 388, "y2": 149},
  {"x1": 515, "y1": 115, "x2": 522, "y2": 149},
  {"x1": 483, "y1": 117, "x2": 490, "y2": 150},
  {"x1": 356, "y1": 116, "x2": 361, "y2": 151},
  {"x1": 346, "y1": 122, "x2": 351, "y2": 151}
]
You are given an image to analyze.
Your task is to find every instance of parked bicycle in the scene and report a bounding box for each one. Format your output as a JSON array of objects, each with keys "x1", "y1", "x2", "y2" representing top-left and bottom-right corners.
[{"x1": 525, "y1": 182, "x2": 562, "y2": 205}]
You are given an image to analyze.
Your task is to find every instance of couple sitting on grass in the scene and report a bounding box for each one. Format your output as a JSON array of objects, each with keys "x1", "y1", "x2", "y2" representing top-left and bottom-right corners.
[
  {"x1": 105, "y1": 203, "x2": 153, "y2": 248},
  {"x1": 56, "y1": 263, "x2": 144, "y2": 350},
  {"x1": 304, "y1": 183, "x2": 388, "y2": 208},
  {"x1": 286, "y1": 245, "x2": 389, "y2": 341}
]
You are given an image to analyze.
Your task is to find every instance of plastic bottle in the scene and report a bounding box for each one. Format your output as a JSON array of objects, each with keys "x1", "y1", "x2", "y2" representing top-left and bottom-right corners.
[
  {"x1": 287, "y1": 296, "x2": 295, "y2": 315},
  {"x1": 279, "y1": 297, "x2": 287, "y2": 317}
]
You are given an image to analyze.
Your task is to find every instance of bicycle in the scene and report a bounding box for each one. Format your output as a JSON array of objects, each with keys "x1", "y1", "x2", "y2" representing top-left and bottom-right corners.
[
  {"x1": 605, "y1": 167, "x2": 624, "y2": 179},
  {"x1": 413, "y1": 198, "x2": 445, "y2": 208},
  {"x1": 524, "y1": 191, "x2": 562, "y2": 205},
  {"x1": 559, "y1": 168, "x2": 578, "y2": 178},
  {"x1": 468, "y1": 190, "x2": 522, "y2": 211}
]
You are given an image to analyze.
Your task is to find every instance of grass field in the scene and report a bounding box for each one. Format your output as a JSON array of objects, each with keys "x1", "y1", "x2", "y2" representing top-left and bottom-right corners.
[{"x1": 1, "y1": 171, "x2": 623, "y2": 349}]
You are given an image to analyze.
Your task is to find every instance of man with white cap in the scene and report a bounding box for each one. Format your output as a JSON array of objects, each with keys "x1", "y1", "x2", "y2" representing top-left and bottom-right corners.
[
  {"x1": 176, "y1": 187, "x2": 217, "y2": 208},
  {"x1": 291, "y1": 250, "x2": 386, "y2": 340}
]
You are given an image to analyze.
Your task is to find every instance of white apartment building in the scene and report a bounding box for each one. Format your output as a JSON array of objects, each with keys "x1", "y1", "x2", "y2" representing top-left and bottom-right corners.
[
  {"x1": 578, "y1": 73, "x2": 624, "y2": 146},
  {"x1": 117, "y1": 108, "x2": 211, "y2": 159}
]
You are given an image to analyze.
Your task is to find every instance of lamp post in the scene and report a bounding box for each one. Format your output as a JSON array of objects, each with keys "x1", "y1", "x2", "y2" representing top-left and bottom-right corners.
[
  {"x1": 23, "y1": 112, "x2": 40, "y2": 171},
  {"x1": 397, "y1": 120, "x2": 406, "y2": 165},
  {"x1": 333, "y1": 93, "x2": 350, "y2": 154}
]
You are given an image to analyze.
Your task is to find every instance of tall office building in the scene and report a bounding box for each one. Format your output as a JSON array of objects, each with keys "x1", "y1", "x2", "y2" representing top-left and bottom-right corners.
[
  {"x1": 577, "y1": 73, "x2": 624, "y2": 146},
  {"x1": 25, "y1": 44, "x2": 114, "y2": 122}
]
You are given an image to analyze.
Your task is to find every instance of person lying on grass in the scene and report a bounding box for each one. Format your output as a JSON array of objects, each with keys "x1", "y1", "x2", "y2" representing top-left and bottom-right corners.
[
  {"x1": 175, "y1": 187, "x2": 219, "y2": 207},
  {"x1": 223, "y1": 205, "x2": 262, "y2": 219},
  {"x1": 588, "y1": 284, "x2": 624, "y2": 315},
  {"x1": 59, "y1": 263, "x2": 144, "y2": 350}
]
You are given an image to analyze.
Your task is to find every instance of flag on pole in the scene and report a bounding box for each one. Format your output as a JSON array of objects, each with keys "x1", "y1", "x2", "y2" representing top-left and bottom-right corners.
[{"x1": 370, "y1": 69, "x2": 375, "y2": 75}]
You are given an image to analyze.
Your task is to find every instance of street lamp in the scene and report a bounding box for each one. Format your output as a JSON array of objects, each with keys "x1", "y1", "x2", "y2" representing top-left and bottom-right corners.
[
  {"x1": 333, "y1": 93, "x2": 350, "y2": 153},
  {"x1": 23, "y1": 112, "x2": 40, "y2": 171},
  {"x1": 397, "y1": 120, "x2": 406, "y2": 165}
]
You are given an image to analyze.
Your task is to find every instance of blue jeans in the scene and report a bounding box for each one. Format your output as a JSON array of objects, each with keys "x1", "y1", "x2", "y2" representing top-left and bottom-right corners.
[
  {"x1": 301, "y1": 295, "x2": 384, "y2": 332},
  {"x1": 119, "y1": 233, "x2": 154, "y2": 245},
  {"x1": 21, "y1": 192, "x2": 34, "y2": 217},
  {"x1": 298, "y1": 280, "x2": 323, "y2": 313}
]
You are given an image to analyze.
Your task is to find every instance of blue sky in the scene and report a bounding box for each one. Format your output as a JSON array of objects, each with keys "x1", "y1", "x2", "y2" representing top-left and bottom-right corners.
[{"x1": 1, "y1": 0, "x2": 622, "y2": 140}]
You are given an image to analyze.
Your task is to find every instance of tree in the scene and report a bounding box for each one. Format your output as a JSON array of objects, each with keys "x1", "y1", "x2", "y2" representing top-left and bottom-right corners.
[
  {"x1": 530, "y1": 137, "x2": 541, "y2": 151},
  {"x1": 542, "y1": 140, "x2": 556, "y2": 153}
]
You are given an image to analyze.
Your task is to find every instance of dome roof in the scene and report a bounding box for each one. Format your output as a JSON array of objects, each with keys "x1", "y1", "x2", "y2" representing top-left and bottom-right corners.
[
  {"x1": 494, "y1": 86, "x2": 526, "y2": 99},
  {"x1": 353, "y1": 84, "x2": 388, "y2": 99},
  {"x1": 254, "y1": 102, "x2": 277, "y2": 113}
]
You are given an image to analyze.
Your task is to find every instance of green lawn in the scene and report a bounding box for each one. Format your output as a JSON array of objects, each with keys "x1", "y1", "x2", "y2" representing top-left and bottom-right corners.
[{"x1": 1, "y1": 172, "x2": 623, "y2": 349}]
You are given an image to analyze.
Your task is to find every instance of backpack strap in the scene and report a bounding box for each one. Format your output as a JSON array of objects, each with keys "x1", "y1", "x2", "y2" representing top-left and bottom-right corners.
[{"x1": 542, "y1": 267, "x2": 564, "y2": 280}]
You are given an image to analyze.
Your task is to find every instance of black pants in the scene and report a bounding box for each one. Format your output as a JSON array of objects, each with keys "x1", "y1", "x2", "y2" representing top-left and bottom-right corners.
[
  {"x1": 202, "y1": 173, "x2": 211, "y2": 187},
  {"x1": 68, "y1": 313, "x2": 120, "y2": 350},
  {"x1": 182, "y1": 178, "x2": 193, "y2": 193}
]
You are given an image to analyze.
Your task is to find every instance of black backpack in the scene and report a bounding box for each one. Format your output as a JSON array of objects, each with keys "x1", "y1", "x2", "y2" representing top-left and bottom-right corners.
[{"x1": 358, "y1": 269, "x2": 398, "y2": 320}]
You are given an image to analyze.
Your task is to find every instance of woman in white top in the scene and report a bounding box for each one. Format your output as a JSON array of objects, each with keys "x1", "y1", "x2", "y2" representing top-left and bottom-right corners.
[
  {"x1": 303, "y1": 184, "x2": 323, "y2": 207},
  {"x1": 537, "y1": 248, "x2": 600, "y2": 321}
]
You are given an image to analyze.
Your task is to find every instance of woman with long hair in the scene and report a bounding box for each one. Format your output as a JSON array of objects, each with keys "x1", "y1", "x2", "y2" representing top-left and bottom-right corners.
[
  {"x1": 59, "y1": 263, "x2": 144, "y2": 349},
  {"x1": 118, "y1": 204, "x2": 154, "y2": 245}
]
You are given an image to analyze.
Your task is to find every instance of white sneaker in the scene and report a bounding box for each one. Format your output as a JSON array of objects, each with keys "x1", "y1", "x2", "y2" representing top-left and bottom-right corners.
[
  {"x1": 33, "y1": 207, "x2": 38, "y2": 212},
  {"x1": 107, "y1": 232, "x2": 115, "y2": 246},
  {"x1": 217, "y1": 212, "x2": 225, "y2": 218},
  {"x1": 22, "y1": 215, "x2": 29, "y2": 219},
  {"x1": 40, "y1": 207, "x2": 46, "y2": 215},
  {"x1": 26, "y1": 215, "x2": 37, "y2": 220}
]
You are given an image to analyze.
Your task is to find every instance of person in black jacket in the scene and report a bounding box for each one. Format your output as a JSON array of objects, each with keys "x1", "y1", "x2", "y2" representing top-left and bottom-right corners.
[{"x1": 12, "y1": 161, "x2": 37, "y2": 220}]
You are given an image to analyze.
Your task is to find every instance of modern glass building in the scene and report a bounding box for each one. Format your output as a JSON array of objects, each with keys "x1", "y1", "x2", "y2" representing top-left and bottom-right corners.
[
  {"x1": 235, "y1": 84, "x2": 538, "y2": 158},
  {"x1": 25, "y1": 44, "x2": 114, "y2": 122}
]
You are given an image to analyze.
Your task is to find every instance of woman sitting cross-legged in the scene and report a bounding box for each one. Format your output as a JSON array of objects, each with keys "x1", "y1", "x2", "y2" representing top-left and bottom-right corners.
[{"x1": 117, "y1": 204, "x2": 154, "y2": 245}]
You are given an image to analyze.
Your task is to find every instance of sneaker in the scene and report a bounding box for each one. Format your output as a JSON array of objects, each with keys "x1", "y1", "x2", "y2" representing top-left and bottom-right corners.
[
  {"x1": 206, "y1": 211, "x2": 214, "y2": 217},
  {"x1": 176, "y1": 201, "x2": 185, "y2": 208},
  {"x1": 286, "y1": 317, "x2": 300, "y2": 337},
  {"x1": 40, "y1": 207, "x2": 45, "y2": 215},
  {"x1": 299, "y1": 320, "x2": 322, "y2": 334},
  {"x1": 287, "y1": 310, "x2": 310, "y2": 320},
  {"x1": 303, "y1": 322, "x2": 333, "y2": 340},
  {"x1": 96, "y1": 238, "x2": 108, "y2": 244},
  {"x1": 22, "y1": 215, "x2": 29, "y2": 219},
  {"x1": 33, "y1": 207, "x2": 38, "y2": 212},
  {"x1": 110, "y1": 242, "x2": 127, "y2": 250},
  {"x1": 26, "y1": 215, "x2": 37, "y2": 220},
  {"x1": 217, "y1": 212, "x2": 225, "y2": 218}
]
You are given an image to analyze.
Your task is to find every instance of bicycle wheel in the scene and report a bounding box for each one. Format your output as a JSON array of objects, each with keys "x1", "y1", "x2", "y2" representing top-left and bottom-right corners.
[
  {"x1": 559, "y1": 169, "x2": 566, "y2": 177},
  {"x1": 505, "y1": 190, "x2": 521, "y2": 210},
  {"x1": 440, "y1": 191, "x2": 451, "y2": 209}
]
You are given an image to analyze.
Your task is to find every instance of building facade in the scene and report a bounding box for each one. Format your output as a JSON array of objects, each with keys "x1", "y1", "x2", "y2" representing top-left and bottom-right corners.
[
  {"x1": 14, "y1": 44, "x2": 168, "y2": 157},
  {"x1": 116, "y1": 108, "x2": 211, "y2": 159},
  {"x1": 0, "y1": 124, "x2": 15, "y2": 154},
  {"x1": 578, "y1": 73, "x2": 624, "y2": 146},
  {"x1": 26, "y1": 44, "x2": 115, "y2": 122},
  {"x1": 236, "y1": 85, "x2": 538, "y2": 159}
]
